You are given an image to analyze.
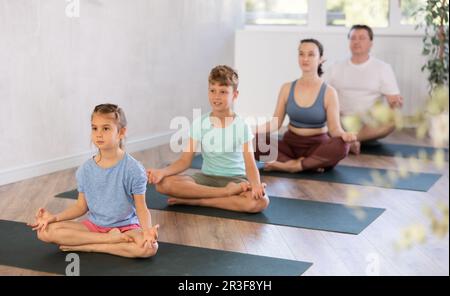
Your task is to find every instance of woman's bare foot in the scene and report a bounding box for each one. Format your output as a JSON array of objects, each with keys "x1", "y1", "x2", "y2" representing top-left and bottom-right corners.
[
  {"x1": 225, "y1": 181, "x2": 250, "y2": 196},
  {"x1": 287, "y1": 158, "x2": 304, "y2": 173},
  {"x1": 264, "y1": 160, "x2": 291, "y2": 172},
  {"x1": 264, "y1": 159, "x2": 304, "y2": 173},
  {"x1": 263, "y1": 161, "x2": 276, "y2": 172},
  {"x1": 350, "y1": 141, "x2": 361, "y2": 155}
]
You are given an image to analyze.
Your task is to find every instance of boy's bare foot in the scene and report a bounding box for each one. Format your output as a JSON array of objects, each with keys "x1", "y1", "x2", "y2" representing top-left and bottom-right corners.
[
  {"x1": 240, "y1": 182, "x2": 251, "y2": 192},
  {"x1": 225, "y1": 181, "x2": 249, "y2": 196},
  {"x1": 167, "y1": 197, "x2": 178, "y2": 205},
  {"x1": 108, "y1": 228, "x2": 133, "y2": 243},
  {"x1": 350, "y1": 141, "x2": 361, "y2": 155},
  {"x1": 167, "y1": 197, "x2": 201, "y2": 206},
  {"x1": 246, "y1": 182, "x2": 267, "y2": 190}
]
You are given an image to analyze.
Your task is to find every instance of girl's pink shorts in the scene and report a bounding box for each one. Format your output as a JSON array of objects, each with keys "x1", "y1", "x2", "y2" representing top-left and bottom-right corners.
[{"x1": 82, "y1": 219, "x2": 140, "y2": 233}]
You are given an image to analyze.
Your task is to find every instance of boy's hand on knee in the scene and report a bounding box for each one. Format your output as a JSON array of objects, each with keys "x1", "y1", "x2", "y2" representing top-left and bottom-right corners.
[
  {"x1": 251, "y1": 183, "x2": 266, "y2": 200},
  {"x1": 27, "y1": 208, "x2": 57, "y2": 232},
  {"x1": 147, "y1": 169, "x2": 165, "y2": 184}
]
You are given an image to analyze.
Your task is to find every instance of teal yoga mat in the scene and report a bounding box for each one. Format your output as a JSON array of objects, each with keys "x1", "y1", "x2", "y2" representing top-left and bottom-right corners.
[
  {"x1": 276, "y1": 133, "x2": 448, "y2": 159},
  {"x1": 191, "y1": 155, "x2": 441, "y2": 192},
  {"x1": 56, "y1": 185, "x2": 385, "y2": 235},
  {"x1": 0, "y1": 220, "x2": 311, "y2": 276},
  {"x1": 360, "y1": 141, "x2": 449, "y2": 160}
]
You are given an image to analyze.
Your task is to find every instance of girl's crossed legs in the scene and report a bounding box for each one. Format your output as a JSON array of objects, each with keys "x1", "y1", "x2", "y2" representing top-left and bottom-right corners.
[{"x1": 37, "y1": 220, "x2": 157, "y2": 258}]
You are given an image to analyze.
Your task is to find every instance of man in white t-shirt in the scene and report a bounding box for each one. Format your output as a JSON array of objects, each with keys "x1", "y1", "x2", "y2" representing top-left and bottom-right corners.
[{"x1": 326, "y1": 24, "x2": 403, "y2": 154}]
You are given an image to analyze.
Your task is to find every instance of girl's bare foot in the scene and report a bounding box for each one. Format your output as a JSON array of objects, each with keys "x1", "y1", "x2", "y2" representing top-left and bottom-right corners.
[
  {"x1": 60, "y1": 245, "x2": 86, "y2": 252},
  {"x1": 350, "y1": 141, "x2": 361, "y2": 155},
  {"x1": 108, "y1": 228, "x2": 133, "y2": 243}
]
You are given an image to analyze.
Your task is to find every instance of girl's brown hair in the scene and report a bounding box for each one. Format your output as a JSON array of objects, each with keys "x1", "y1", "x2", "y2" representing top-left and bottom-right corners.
[{"x1": 91, "y1": 103, "x2": 127, "y2": 149}]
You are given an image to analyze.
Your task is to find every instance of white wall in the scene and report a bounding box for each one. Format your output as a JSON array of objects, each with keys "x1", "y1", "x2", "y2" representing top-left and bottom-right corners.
[
  {"x1": 0, "y1": 0, "x2": 244, "y2": 185},
  {"x1": 234, "y1": 29, "x2": 429, "y2": 122}
]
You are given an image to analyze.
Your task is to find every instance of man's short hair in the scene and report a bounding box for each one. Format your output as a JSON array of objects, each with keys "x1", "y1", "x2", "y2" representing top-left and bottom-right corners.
[{"x1": 348, "y1": 24, "x2": 373, "y2": 41}]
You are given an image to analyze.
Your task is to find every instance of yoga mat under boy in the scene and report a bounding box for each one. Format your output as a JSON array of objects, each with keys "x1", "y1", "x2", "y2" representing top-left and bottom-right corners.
[
  {"x1": 0, "y1": 220, "x2": 312, "y2": 276},
  {"x1": 190, "y1": 155, "x2": 441, "y2": 192},
  {"x1": 56, "y1": 185, "x2": 385, "y2": 235}
]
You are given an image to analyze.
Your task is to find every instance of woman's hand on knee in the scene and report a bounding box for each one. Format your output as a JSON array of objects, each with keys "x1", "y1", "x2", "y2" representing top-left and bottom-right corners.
[{"x1": 341, "y1": 132, "x2": 357, "y2": 143}]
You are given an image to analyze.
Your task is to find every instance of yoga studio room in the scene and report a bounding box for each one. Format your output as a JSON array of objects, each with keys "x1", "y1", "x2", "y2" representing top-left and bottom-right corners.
[{"x1": 0, "y1": 0, "x2": 448, "y2": 278}]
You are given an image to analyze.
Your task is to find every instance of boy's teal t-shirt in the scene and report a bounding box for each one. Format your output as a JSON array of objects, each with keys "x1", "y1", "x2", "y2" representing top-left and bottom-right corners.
[{"x1": 189, "y1": 113, "x2": 254, "y2": 177}]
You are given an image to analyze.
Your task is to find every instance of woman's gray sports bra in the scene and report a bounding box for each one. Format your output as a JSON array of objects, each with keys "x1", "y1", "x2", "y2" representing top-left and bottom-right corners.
[{"x1": 286, "y1": 80, "x2": 327, "y2": 129}]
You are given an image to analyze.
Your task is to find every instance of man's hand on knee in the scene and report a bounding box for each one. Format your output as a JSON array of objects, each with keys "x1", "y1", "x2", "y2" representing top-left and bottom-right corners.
[{"x1": 386, "y1": 94, "x2": 403, "y2": 109}]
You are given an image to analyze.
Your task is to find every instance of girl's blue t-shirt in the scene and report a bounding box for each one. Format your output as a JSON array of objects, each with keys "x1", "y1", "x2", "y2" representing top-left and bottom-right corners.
[{"x1": 76, "y1": 153, "x2": 147, "y2": 227}]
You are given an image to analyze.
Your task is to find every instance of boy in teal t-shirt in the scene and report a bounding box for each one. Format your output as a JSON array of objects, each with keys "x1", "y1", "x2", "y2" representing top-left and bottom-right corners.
[{"x1": 147, "y1": 65, "x2": 269, "y2": 213}]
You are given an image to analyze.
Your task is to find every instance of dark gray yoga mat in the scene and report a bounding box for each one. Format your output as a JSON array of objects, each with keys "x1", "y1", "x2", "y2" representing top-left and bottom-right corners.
[
  {"x1": 191, "y1": 155, "x2": 441, "y2": 192},
  {"x1": 56, "y1": 185, "x2": 385, "y2": 235},
  {"x1": 0, "y1": 220, "x2": 311, "y2": 276}
]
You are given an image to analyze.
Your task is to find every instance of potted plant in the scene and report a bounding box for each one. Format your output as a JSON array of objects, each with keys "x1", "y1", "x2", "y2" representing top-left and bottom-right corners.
[{"x1": 415, "y1": 0, "x2": 449, "y2": 91}]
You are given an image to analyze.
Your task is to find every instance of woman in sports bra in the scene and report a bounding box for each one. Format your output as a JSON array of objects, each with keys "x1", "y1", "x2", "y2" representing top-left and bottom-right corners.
[{"x1": 255, "y1": 38, "x2": 356, "y2": 173}]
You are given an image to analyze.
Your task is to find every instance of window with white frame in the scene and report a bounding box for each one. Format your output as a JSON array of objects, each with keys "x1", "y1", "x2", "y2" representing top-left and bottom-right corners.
[
  {"x1": 400, "y1": 0, "x2": 427, "y2": 25},
  {"x1": 245, "y1": 0, "x2": 427, "y2": 28},
  {"x1": 245, "y1": 0, "x2": 308, "y2": 25},
  {"x1": 326, "y1": 0, "x2": 389, "y2": 28}
]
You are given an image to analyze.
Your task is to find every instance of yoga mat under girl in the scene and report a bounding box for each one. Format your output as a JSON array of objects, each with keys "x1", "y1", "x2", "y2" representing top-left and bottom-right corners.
[{"x1": 0, "y1": 220, "x2": 312, "y2": 276}]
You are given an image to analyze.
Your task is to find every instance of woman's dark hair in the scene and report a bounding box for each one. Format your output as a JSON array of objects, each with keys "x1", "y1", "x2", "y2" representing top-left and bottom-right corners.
[{"x1": 300, "y1": 38, "x2": 324, "y2": 77}]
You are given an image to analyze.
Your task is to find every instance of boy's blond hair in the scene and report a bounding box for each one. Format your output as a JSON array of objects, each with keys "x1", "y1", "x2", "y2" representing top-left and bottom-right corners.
[{"x1": 208, "y1": 65, "x2": 239, "y2": 91}]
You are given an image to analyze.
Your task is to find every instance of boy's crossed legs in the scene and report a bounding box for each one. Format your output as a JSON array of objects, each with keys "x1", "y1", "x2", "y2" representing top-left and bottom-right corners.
[{"x1": 155, "y1": 174, "x2": 269, "y2": 213}]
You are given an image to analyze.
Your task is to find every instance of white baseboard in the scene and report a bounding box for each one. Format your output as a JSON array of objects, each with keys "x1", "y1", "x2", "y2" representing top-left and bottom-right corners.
[{"x1": 0, "y1": 131, "x2": 175, "y2": 187}]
